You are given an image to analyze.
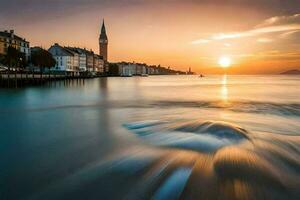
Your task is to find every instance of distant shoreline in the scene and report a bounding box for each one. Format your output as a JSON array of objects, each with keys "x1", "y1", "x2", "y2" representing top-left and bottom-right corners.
[{"x1": 280, "y1": 69, "x2": 300, "y2": 75}]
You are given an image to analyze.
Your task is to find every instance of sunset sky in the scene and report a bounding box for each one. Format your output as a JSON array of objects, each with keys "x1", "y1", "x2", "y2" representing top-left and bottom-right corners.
[{"x1": 1, "y1": 0, "x2": 300, "y2": 74}]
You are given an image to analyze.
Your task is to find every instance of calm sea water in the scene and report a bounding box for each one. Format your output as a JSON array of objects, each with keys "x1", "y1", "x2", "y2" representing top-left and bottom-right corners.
[{"x1": 0, "y1": 75, "x2": 299, "y2": 200}]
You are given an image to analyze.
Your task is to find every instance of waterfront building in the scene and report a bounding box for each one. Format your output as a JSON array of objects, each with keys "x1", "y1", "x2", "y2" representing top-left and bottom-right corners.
[
  {"x1": 93, "y1": 54, "x2": 104, "y2": 73},
  {"x1": 117, "y1": 62, "x2": 135, "y2": 76},
  {"x1": 53, "y1": 46, "x2": 105, "y2": 74},
  {"x1": 72, "y1": 48, "x2": 94, "y2": 72},
  {"x1": 117, "y1": 62, "x2": 149, "y2": 76},
  {"x1": 66, "y1": 47, "x2": 87, "y2": 72},
  {"x1": 117, "y1": 62, "x2": 134, "y2": 76},
  {"x1": 68, "y1": 47, "x2": 94, "y2": 72},
  {"x1": 0, "y1": 30, "x2": 30, "y2": 60},
  {"x1": 117, "y1": 62, "x2": 185, "y2": 76},
  {"x1": 48, "y1": 43, "x2": 77, "y2": 73},
  {"x1": 64, "y1": 47, "x2": 80, "y2": 73},
  {"x1": 84, "y1": 49, "x2": 94, "y2": 72},
  {"x1": 78, "y1": 50, "x2": 87, "y2": 72},
  {"x1": 136, "y1": 64, "x2": 147, "y2": 75}
]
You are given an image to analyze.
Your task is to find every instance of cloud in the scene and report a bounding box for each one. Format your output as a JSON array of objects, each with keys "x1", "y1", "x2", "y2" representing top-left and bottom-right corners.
[
  {"x1": 223, "y1": 50, "x2": 300, "y2": 62},
  {"x1": 254, "y1": 51, "x2": 300, "y2": 61},
  {"x1": 257, "y1": 14, "x2": 300, "y2": 27},
  {"x1": 279, "y1": 30, "x2": 300, "y2": 38},
  {"x1": 191, "y1": 39, "x2": 211, "y2": 44},
  {"x1": 192, "y1": 13, "x2": 300, "y2": 44},
  {"x1": 257, "y1": 38, "x2": 273, "y2": 43}
]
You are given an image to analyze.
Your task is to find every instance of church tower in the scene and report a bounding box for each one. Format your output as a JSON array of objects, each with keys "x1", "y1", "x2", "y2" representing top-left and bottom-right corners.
[{"x1": 99, "y1": 19, "x2": 108, "y2": 62}]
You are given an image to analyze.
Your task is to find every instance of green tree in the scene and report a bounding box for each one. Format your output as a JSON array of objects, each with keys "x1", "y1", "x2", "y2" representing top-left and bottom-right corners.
[{"x1": 31, "y1": 48, "x2": 56, "y2": 79}]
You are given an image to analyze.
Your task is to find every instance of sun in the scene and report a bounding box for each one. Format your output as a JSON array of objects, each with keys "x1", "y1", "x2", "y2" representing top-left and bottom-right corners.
[{"x1": 219, "y1": 56, "x2": 232, "y2": 68}]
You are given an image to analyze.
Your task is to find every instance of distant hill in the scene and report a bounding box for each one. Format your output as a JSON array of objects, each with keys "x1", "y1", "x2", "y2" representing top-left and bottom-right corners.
[{"x1": 280, "y1": 69, "x2": 300, "y2": 75}]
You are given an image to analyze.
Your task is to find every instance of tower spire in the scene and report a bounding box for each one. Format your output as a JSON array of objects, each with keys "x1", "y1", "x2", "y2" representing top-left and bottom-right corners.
[
  {"x1": 99, "y1": 18, "x2": 108, "y2": 62},
  {"x1": 101, "y1": 19, "x2": 107, "y2": 38}
]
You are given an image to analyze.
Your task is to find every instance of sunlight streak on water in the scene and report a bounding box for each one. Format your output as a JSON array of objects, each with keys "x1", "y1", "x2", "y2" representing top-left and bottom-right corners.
[{"x1": 221, "y1": 74, "x2": 229, "y2": 103}]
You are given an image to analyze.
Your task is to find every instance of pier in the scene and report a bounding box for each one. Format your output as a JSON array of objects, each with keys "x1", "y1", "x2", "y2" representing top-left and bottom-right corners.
[{"x1": 0, "y1": 72, "x2": 96, "y2": 88}]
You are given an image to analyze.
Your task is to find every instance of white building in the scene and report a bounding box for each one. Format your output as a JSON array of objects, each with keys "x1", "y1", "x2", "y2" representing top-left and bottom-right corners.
[
  {"x1": 136, "y1": 64, "x2": 147, "y2": 75},
  {"x1": 48, "y1": 44, "x2": 105, "y2": 74},
  {"x1": 73, "y1": 48, "x2": 87, "y2": 72},
  {"x1": 117, "y1": 63, "x2": 135, "y2": 76},
  {"x1": 74, "y1": 48, "x2": 94, "y2": 72},
  {"x1": 48, "y1": 43, "x2": 77, "y2": 73},
  {"x1": 117, "y1": 62, "x2": 148, "y2": 76},
  {"x1": 65, "y1": 47, "x2": 80, "y2": 73}
]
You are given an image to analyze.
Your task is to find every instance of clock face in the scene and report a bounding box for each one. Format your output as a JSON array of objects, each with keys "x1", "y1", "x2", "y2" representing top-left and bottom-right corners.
[{"x1": 99, "y1": 39, "x2": 108, "y2": 43}]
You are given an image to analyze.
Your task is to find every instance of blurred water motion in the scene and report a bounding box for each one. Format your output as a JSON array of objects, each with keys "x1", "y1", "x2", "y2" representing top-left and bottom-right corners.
[
  {"x1": 125, "y1": 120, "x2": 300, "y2": 199},
  {"x1": 0, "y1": 75, "x2": 300, "y2": 200}
]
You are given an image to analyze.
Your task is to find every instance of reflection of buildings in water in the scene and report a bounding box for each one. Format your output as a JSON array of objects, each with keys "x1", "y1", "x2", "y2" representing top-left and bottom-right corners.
[
  {"x1": 100, "y1": 77, "x2": 108, "y2": 91},
  {"x1": 47, "y1": 78, "x2": 86, "y2": 88}
]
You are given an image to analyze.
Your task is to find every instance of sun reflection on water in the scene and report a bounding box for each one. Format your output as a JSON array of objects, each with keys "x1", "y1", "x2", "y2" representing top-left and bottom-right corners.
[{"x1": 221, "y1": 75, "x2": 228, "y2": 103}]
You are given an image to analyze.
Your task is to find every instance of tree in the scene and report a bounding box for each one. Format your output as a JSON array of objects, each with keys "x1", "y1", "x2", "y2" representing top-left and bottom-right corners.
[
  {"x1": 108, "y1": 63, "x2": 119, "y2": 76},
  {"x1": 18, "y1": 53, "x2": 26, "y2": 79},
  {"x1": 31, "y1": 48, "x2": 56, "y2": 79},
  {"x1": 3, "y1": 46, "x2": 25, "y2": 79}
]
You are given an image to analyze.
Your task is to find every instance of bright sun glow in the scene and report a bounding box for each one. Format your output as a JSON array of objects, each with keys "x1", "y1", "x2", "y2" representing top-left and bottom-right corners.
[{"x1": 219, "y1": 56, "x2": 232, "y2": 68}]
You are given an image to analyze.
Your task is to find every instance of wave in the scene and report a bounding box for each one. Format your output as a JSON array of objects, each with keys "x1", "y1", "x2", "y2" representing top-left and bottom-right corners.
[
  {"x1": 2, "y1": 100, "x2": 299, "y2": 118},
  {"x1": 25, "y1": 119, "x2": 300, "y2": 200},
  {"x1": 124, "y1": 120, "x2": 250, "y2": 153},
  {"x1": 121, "y1": 120, "x2": 300, "y2": 200},
  {"x1": 148, "y1": 100, "x2": 300, "y2": 117}
]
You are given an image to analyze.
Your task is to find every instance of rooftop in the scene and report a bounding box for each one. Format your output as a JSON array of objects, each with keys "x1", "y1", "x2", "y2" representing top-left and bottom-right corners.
[{"x1": 0, "y1": 30, "x2": 28, "y2": 42}]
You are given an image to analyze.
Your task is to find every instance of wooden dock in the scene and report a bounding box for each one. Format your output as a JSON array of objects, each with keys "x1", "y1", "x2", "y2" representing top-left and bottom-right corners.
[{"x1": 0, "y1": 73, "x2": 96, "y2": 88}]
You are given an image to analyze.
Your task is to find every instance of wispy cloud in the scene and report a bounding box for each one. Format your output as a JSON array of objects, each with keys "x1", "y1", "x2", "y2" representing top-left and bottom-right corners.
[
  {"x1": 257, "y1": 38, "x2": 273, "y2": 43},
  {"x1": 257, "y1": 14, "x2": 300, "y2": 27},
  {"x1": 191, "y1": 39, "x2": 211, "y2": 44},
  {"x1": 279, "y1": 30, "x2": 300, "y2": 38},
  {"x1": 192, "y1": 13, "x2": 300, "y2": 44}
]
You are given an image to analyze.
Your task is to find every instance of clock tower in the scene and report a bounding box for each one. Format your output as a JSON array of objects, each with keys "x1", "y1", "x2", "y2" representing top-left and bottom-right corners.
[{"x1": 99, "y1": 19, "x2": 108, "y2": 62}]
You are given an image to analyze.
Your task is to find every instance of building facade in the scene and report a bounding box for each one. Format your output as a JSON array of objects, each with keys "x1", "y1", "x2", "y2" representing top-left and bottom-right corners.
[
  {"x1": 65, "y1": 47, "x2": 87, "y2": 72},
  {"x1": 48, "y1": 43, "x2": 76, "y2": 73},
  {"x1": 85, "y1": 50, "x2": 94, "y2": 72},
  {"x1": 0, "y1": 30, "x2": 30, "y2": 60},
  {"x1": 48, "y1": 44, "x2": 105, "y2": 74},
  {"x1": 74, "y1": 48, "x2": 87, "y2": 72},
  {"x1": 93, "y1": 54, "x2": 104, "y2": 73},
  {"x1": 64, "y1": 47, "x2": 80, "y2": 72},
  {"x1": 117, "y1": 62, "x2": 149, "y2": 76}
]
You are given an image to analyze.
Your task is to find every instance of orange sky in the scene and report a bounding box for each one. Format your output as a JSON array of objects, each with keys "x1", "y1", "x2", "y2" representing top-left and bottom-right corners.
[{"x1": 1, "y1": 0, "x2": 300, "y2": 74}]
